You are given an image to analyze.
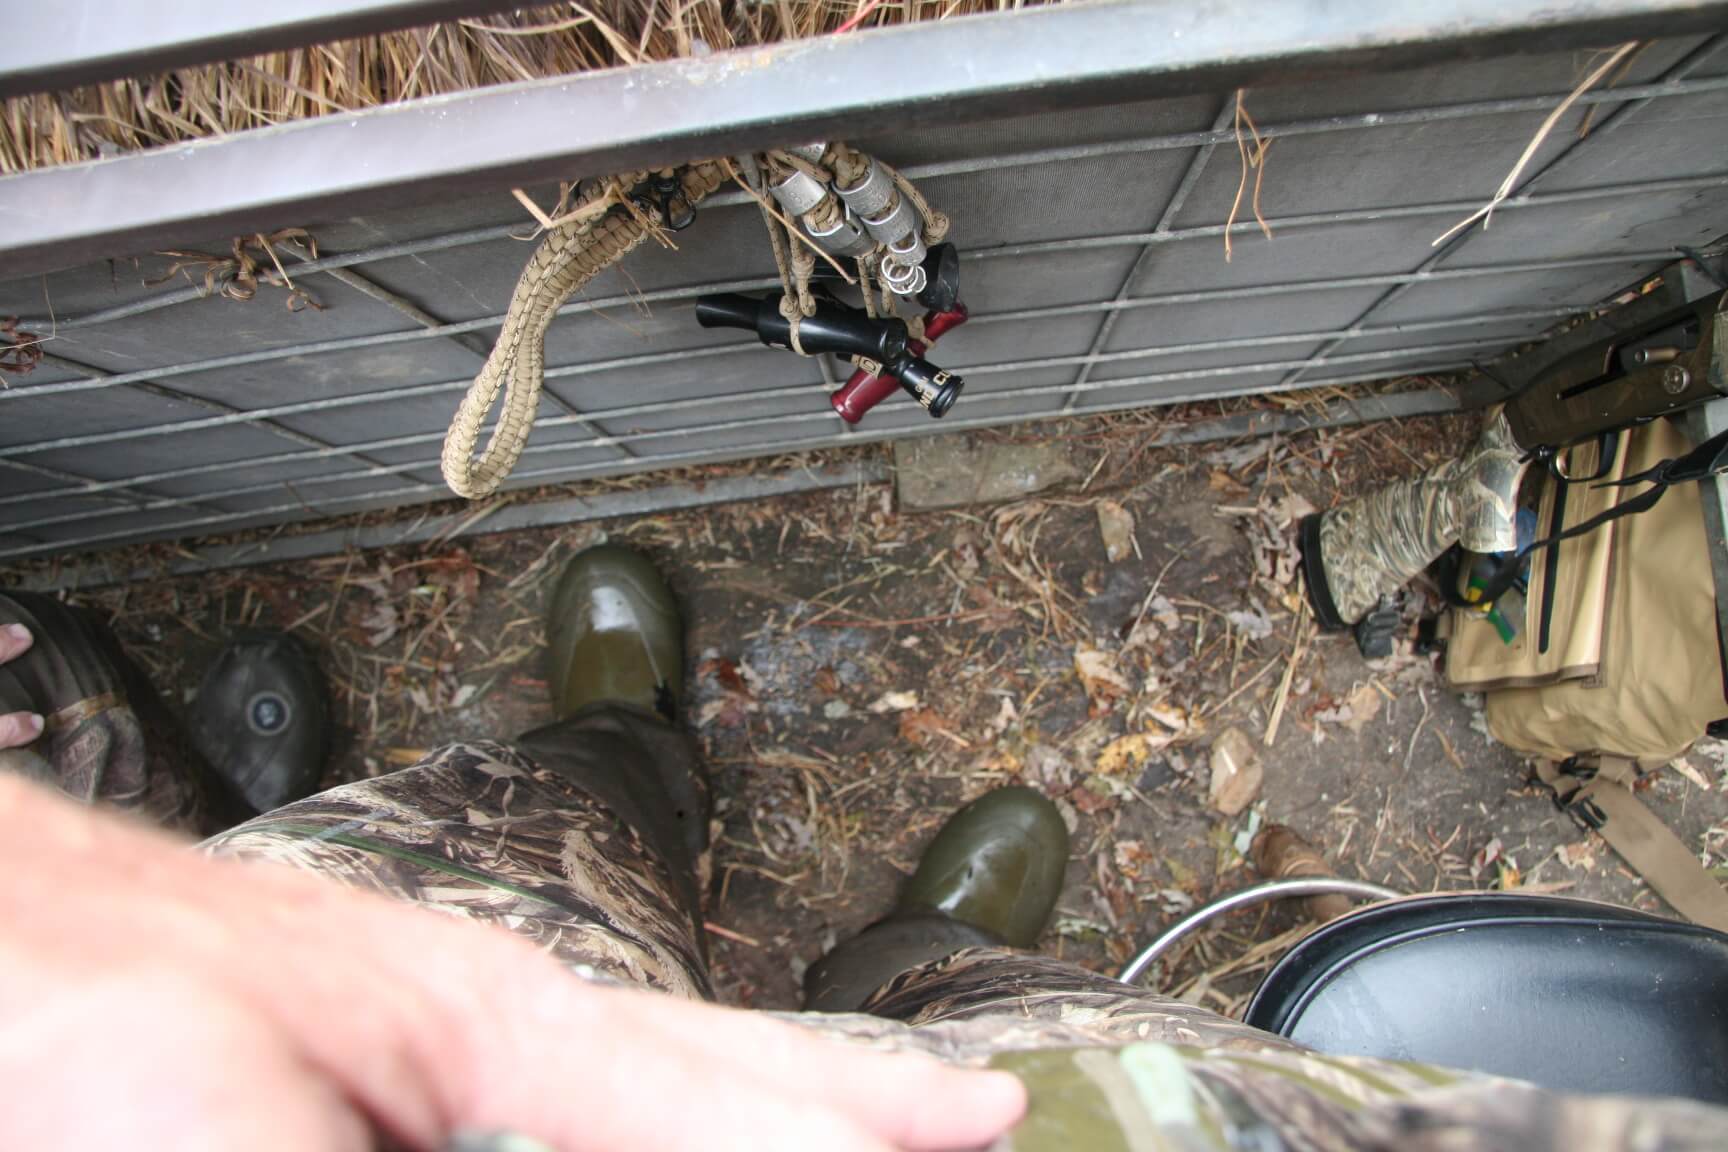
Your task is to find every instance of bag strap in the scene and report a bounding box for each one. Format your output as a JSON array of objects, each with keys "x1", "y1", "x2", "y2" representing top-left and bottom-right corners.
[
  {"x1": 1466, "y1": 427, "x2": 1728, "y2": 607},
  {"x1": 1535, "y1": 756, "x2": 1728, "y2": 932}
]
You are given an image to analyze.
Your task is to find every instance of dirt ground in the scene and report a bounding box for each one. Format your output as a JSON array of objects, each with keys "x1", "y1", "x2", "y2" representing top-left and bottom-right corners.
[{"x1": 23, "y1": 401, "x2": 1728, "y2": 1015}]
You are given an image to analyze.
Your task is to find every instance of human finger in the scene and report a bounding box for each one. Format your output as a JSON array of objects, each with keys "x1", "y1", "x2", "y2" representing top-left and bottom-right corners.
[
  {"x1": 0, "y1": 623, "x2": 31, "y2": 664},
  {"x1": 0, "y1": 711, "x2": 43, "y2": 749},
  {"x1": 613, "y1": 986, "x2": 1026, "y2": 1149},
  {"x1": 447, "y1": 972, "x2": 1020, "y2": 1152}
]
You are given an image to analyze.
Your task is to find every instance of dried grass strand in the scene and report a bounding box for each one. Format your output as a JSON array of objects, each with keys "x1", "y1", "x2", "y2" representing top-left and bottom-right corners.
[
  {"x1": 1224, "y1": 89, "x2": 1274, "y2": 263},
  {"x1": 2, "y1": 1, "x2": 1063, "y2": 173},
  {"x1": 1431, "y1": 40, "x2": 1640, "y2": 248}
]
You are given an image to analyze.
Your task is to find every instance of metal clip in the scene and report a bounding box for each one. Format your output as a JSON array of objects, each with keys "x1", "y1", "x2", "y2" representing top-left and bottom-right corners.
[
  {"x1": 630, "y1": 173, "x2": 696, "y2": 231},
  {"x1": 882, "y1": 230, "x2": 929, "y2": 295}
]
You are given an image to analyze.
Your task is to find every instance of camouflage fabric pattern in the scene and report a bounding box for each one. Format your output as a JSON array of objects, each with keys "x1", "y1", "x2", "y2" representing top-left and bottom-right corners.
[
  {"x1": 203, "y1": 741, "x2": 1728, "y2": 1150},
  {"x1": 0, "y1": 591, "x2": 232, "y2": 835},
  {"x1": 857, "y1": 947, "x2": 1295, "y2": 1050},
  {"x1": 988, "y1": 1041, "x2": 1728, "y2": 1152},
  {"x1": 10, "y1": 603, "x2": 1727, "y2": 1152},
  {"x1": 205, "y1": 740, "x2": 711, "y2": 1000},
  {"x1": 1319, "y1": 408, "x2": 1527, "y2": 623}
]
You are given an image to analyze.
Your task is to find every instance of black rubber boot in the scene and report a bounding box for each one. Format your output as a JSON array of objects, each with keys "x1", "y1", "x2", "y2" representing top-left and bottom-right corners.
[
  {"x1": 804, "y1": 786, "x2": 1070, "y2": 1011},
  {"x1": 188, "y1": 631, "x2": 331, "y2": 814}
]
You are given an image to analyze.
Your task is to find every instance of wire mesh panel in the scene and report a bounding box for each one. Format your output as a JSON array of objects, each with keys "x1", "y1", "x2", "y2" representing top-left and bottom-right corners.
[{"x1": 2, "y1": 21, "x2": 1726, "y2": 561}]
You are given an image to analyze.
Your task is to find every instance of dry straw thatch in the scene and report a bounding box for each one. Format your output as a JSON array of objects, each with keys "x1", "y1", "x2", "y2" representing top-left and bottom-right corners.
[{"x1": 1, "y1": 1, "x2": 1061, "y2": 174}]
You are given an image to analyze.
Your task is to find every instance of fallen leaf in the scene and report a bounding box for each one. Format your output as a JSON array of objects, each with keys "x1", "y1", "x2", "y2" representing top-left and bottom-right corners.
[
  {"x1": 868, "y1": 689, "x2": 921, "y2": 713},
  {"x1": 813, "y1": 667, "x2": 841, "y2": 696},
  {"x1": 1672, "y1": 757, "x2": 1713, "y2": 791},
  {"x1": 1208, "y1": 726, "x2": 1262, "y2": 816},
  {"x1": 952, "y1": 533, "x2": 982, "y2": 582},
  {"x1": 1317, "y1": 682, "x2": 1382, "y2": 734},
  {"x1": 1026, "y1": 744, "x2": 1074, "y2": 790},
  {"x1": 989, "y1": 695, "x2": 1019, "y2": 736},
  {"x1": 1113, "y1": 839, "x2": 1154, "y2": 882},
  {"x1": 1074, "y1": 644, "x2": 1132, "y2": 711},
  {"x1": 1226, "y1": 604, "x2": 1275, "y2": 640},
  {"x1": 1097, "y1": 731, "x2": 1174, "y2": 776},
  {"x1": 1341, "y1": 683, "x2": 1382, "y2": 733},
  {"x1": 697, "y1": 657, "x2": 753, "y2": 698},
  {"x1": 1556, "y1": 840, "x2": 1599, "y2": 871},
  {"x1": 359, "y1": 599, "x2": 400, "y2": 647},
  {"x1": 448, "y1": 684, "x2": 478, "y2": 709},
  {"x1": 1208, "y1": 440, "x2": 1272, "y2": 472},
  {"x1": 697, "y1": 696, "x2": 755, "y2": 729},
  {"x1": 1070, "y1": 778, "x2": 1117, "y2": 814},
  {"x1": 695, "y1": 655, "x2": 759, "y2": 729},
  {"x1": 1269, "y1": 492, "x2": 1318, "y2": 529},
  {"x1": 1142, "y1": 702, "x2": 1192, "y2": 734},
  {"x1": 1096, "y1": 500, "x2": 1136, "y2": 564},
  {"x1": 1149, "y1": 596, "x2": 1181, "y2": 631},
  {"x1": 1470, "y1": 836, "x2": 1506, "y2": 883},
  {"x1": 899, "y1": 707, "x2": 971, "y2": 748},
  {"x1": 1208, "y1": 469, "x2": 1252, "y2": 497}
]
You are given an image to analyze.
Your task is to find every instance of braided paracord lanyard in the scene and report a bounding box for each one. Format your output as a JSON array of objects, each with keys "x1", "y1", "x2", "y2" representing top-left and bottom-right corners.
[{"x1": 440, "y1": 145, "x2": 946, "y2": 499}]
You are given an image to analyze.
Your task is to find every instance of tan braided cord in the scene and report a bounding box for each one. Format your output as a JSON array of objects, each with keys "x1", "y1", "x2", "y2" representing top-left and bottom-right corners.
[{"x1": 440, "y1": 163, "x2": 726, "y2": 498}]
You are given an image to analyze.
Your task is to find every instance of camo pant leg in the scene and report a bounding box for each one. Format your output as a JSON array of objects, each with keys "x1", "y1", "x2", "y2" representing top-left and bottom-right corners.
[
  {"x1": 782, "y1": 948, "x2": 1728, "y2": 1150},
  {"x1": 203, "y1": 733, "x2": 712, "y2": 1000}
]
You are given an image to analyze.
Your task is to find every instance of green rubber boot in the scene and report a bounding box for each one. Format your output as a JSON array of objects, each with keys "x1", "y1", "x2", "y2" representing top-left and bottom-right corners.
[
  {"x1": 804, "y1": 786, "x2": 1070, "y2": 1011},
  {"x1": 547, "y1": 544, "x2": 684, "y2": 723},
  {"x1": 897, "y1": 785, "x2": 1071, "y2": 947}
]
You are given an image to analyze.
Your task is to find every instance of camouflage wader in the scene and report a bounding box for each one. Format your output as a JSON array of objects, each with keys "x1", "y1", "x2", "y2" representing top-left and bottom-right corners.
[
  {"x1": 0, "y1": 592, "x2": 248, "y2": 834},
  {"x1": 6, "y1": 590, "x2": 1726, "y2": 1150},
  {"x1": 1309, "y1": 408, "x2": 1527, "y2": 626}
]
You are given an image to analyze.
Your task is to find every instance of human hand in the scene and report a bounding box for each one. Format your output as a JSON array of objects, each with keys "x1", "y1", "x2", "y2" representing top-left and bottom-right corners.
[
  {"x1": 0, "y1": 623, "x2": 44, "y2": 748},
  {"x1": 0, "y1": 777, "x2": 1025, "y2": 1151}
]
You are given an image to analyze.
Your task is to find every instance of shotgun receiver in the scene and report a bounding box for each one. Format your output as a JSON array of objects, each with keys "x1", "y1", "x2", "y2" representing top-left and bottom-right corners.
[{"x1": 1300, "y1": 285, "x2": 1728, "y2": 642}]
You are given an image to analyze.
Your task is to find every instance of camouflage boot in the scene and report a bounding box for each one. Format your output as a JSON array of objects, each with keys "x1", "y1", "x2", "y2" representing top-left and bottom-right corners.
[
  {"x1": 804, "y1": 786, "x2": 1070, "y2": 1011},
  {"x1": 0, "y1": 591, "x2": 251, "y2": 834},
  {"x1": 188, "y1": 631, "x2": 331, "y2": 814},
  {"x1": 1300, "y1": 407, "x2": 1528, "y2": 629}
]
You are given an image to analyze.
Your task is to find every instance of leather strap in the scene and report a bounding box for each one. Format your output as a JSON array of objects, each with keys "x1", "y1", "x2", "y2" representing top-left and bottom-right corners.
[{"x1": 1537, "y1": 756, "x2": 1728, "y2": 933}]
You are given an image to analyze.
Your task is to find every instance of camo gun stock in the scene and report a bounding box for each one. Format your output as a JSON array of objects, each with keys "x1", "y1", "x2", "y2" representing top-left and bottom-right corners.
[{"x1": 1299, "y1": 285, "x2": 1728, "y2": 648}]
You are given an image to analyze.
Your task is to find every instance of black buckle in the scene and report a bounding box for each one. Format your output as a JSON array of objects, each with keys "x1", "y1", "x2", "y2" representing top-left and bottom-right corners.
[
  {"x1": 1546, "y1": 783, "x2": 1607, "y2": 831},
  {"x1": 1565, "y1": 795, "x2": 1608, "y2": 831},
  {"x1": 1352, "y1": 596, "x2": 1401, "y2": 659},
  {"x1": 630, "y1": 173, "x2": 697, "y2": 232},
  {"x1": 1546, "y1": 758, "x2": 1608, "y2": 831}
]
